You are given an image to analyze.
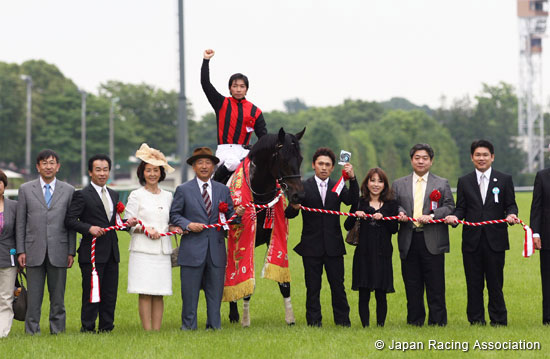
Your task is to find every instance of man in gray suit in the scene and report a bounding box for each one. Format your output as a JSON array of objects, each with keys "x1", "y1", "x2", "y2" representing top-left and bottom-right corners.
[
  {"x1": 170, "y1": 147, "x2": 244, "y2": 330},
  {"x1": 16, "y1": 149, "x2": 75, "y2": 335},
  {"x1": 392, "y1": 143, "x2": 454, "y2": 326}
]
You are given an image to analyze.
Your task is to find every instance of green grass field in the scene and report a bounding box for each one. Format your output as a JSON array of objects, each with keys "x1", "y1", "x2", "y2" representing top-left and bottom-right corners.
[{"x1": 0, "y1": 192, "x2": 547, "y2": 358}]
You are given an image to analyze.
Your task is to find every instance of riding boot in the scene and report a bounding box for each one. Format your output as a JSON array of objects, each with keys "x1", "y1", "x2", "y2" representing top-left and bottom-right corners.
[{"x1": 213, "y1": 165, "x2": 233, "y2": 184}]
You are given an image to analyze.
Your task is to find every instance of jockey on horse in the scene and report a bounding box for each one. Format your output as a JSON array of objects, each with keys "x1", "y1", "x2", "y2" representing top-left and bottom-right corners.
[{"x1": 201, "y1": 48, "x2": 267, "y2": 184}]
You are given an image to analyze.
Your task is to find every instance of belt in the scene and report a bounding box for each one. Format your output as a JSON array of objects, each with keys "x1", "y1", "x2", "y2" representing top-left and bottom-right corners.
[{"x1": 413, "y1": 227, "x2": 424, "y2": 233}]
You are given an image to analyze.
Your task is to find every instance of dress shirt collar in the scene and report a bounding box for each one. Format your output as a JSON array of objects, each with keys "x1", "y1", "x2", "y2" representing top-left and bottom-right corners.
[
  {"x1": 90, "y1": 181, "x2": 108, "y2": 196},
  {"x1": 412, "y1": 172, "x2": 429, "y2": 183},
  {"x1": 39, "y1": 177, "x2": 57, "y2": 192},
  {"x1": 475, "y1": 167, "x2": 492, "y2": 184},
  {"x1": 314, "y1": 176, "x2": 329, "y2": 187},
  {"x1": 196, "y1": 177, "x2": 212, "y2": 189}
]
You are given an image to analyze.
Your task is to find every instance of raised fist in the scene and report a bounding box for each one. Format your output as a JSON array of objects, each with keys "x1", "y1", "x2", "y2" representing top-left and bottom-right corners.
[{"x1": 204, "y1": 49, "x2": 215, "y2": 59}]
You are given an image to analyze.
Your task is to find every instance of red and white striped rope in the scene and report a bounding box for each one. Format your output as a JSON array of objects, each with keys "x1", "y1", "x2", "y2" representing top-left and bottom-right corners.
[
  {"x1": 298, "y1": 205, "x2": 525, "y2": 227},
  {"x1": 93, "y1": 197, "x2": 522, "y2": 243},
  {"x1": 107, "y1": 192, "x2": 285, "y2": 239}
]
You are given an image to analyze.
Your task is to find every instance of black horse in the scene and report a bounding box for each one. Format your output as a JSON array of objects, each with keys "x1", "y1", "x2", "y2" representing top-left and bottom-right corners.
[{"x1": 227, "y1": 127, "x2": 306, "y2": 326}]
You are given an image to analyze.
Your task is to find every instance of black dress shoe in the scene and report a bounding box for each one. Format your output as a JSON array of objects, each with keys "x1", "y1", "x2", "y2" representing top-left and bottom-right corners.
[
  {"x1": 469, "y1": 320, "x2": 486, "y2": 326},
  {"x1": 80, "y1": 327, "x2": 96, "y2": 334},
  {"x1": 336, "y1": 322, "x2": 351, "y2": 328}
]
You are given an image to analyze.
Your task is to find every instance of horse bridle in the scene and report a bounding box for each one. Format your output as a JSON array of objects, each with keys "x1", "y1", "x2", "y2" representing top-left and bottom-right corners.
[{"x1": 245, "y1": 144, "x2": 301, "y2": 204}]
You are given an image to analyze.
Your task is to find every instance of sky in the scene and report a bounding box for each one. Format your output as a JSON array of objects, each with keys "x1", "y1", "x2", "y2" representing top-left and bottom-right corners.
[{"x1": 1, "y1": 0, "x2": 549, "y2": 120}]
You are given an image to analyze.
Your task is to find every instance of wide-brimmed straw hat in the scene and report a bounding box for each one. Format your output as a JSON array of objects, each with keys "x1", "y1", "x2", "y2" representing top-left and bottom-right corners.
[
  {"x1": 135, "y1": 143, "x2": 175, "y2": 173},
  {"x1": 186, "y1": 147, "x2": 220, "y2": 165}
]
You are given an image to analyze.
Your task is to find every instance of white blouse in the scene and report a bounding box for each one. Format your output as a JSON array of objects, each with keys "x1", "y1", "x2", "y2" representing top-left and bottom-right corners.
[{"x1": 124, "y1": 187, "x2": 173, "y2": 255}]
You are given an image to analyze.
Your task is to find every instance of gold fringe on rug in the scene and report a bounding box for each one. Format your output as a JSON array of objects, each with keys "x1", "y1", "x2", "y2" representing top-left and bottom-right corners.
[
  {"x1": 222, "y1": 278, "x2": 255, "y2": 302},
  {"x1": 262, "y1": 263, "x2": 291, "y2": 283}
]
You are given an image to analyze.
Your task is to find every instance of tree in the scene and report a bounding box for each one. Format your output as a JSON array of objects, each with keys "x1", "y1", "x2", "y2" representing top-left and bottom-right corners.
[
  {"x1": 437, "y1": 83, "x2": 526, "y2": 181},
  {"x1": 370, "y1": 110, "x2": 460, "y2": 183},
  {"x1": 346, "y1": 129, "x2": 378, "y2": 181},
  {"x1": 0, "y1": 62, "x2": 26, "y2": 169},
  {"x1": 283, "y1": 98, "x2": 308, "y2": 114},
  {"x1": 472, "y1": 83, "x2": 524, "y2": 177},
  {"x1": 99, "y1": 81, "x2": 194, "y2": 172}
]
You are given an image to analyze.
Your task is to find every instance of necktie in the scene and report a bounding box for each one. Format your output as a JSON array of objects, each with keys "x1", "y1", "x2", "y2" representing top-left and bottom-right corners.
[
  {"x1": 44, "y1": 184, "x2": 52, "y2": 208},
  {"x1": 202, "y1": 183, "x2": 212, "y2": 217},
  {"x1": 320, "y1": 181, "x2": 327, "y2": 206},
  {"x1": 413, "y1": 177, "x2": 424, "y2": 227},
  {"x1": 101, "y1": 187, "x2": 111, "y2": 220},
  {"x1": 480, "y1": 174, "x2": 487, "y2": 204}
]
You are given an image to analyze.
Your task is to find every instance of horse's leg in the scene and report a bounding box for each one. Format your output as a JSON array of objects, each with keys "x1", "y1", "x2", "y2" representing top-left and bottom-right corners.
[
  {"x1": 242, "y1": 296, "x2": 251, "y2": 327},
  {"x1": 229, "y1": 301, "x2": 239, "y2": 323},
  {"x1": 279, "y1": 282, "x2": 295, "y2": 325}
]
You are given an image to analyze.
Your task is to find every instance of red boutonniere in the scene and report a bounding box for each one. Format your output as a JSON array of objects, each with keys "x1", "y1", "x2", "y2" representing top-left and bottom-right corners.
[
  {"x1": 429, "y1": 190, "x2": 441, "y2": 210},
  {"x1": 115, "y1": 201, "x2": 125, "y2": 226},
  {"x1": 218, "y1": 202, "x2": 229, "y2": 231},
  {"x1": 218, "y1": 202, "x2": 228, "y2": 213},
  {"x1": 116, "y1": 201, "x2": 125, "y2": 214}
]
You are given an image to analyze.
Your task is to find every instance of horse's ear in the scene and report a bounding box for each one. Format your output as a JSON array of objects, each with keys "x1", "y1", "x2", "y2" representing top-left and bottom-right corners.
[
  {"x1": 295, "y1": 127, "x2": 306, "y2": 141},
  {"x1": 278, "y1": 128, "x2": 286, "y2": 145}
]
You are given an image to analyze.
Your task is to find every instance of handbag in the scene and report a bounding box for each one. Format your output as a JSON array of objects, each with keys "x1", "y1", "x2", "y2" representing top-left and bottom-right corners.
[
  {"x1": 171, "y1": 235, "x2": 180, "y2": 267},
  {"x1": 13, "y1": 270, "x2": 27, "y2": 321},
  {"x1": 345, "y1": 219, "x2": 361, "y2": 246}
]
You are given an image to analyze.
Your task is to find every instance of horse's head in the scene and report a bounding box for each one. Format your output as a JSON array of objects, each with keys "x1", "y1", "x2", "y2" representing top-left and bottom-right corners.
[{"x1": 271, "y1": 127, "x2": 306, "y2": 204}]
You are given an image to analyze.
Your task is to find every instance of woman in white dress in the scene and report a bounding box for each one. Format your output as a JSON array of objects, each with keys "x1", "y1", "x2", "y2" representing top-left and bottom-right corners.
[{"x1": 125, "y1": 144, "x2": 183, "y2": 331}]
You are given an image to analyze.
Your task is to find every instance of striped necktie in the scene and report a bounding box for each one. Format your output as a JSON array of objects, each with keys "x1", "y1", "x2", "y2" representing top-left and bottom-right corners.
[{"x1": 202, "y1": 183, "x2": 212, "y2": 217}]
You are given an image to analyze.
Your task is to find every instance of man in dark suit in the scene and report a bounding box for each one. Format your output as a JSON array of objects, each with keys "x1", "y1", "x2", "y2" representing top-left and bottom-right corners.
[
  {"x1": 170, "y1": 147, "x2": 244, "y2": 330},
  {"x1": 286, "y1": 147, "x2": 358, "y2": 327},
  {"x1": 16, "y1": 149, "x2": 75, "y2": 335},
  {"x1": 393, "y1": 143, "x2": 455, "y2": 326},
  {"x1": 65, "y1": 154, "x2": 137, "y2": 333},
  {"x1": 446, "y1": 140, "x2": 519, "y2": 326},
  {"x1": 529, "y1": 167, "x2": 550, "y2": 324}
]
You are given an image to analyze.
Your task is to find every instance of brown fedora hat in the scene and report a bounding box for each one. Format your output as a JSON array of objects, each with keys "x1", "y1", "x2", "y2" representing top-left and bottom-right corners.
[{"x1": 186, "y1": 147, "x2": 220, "y2": 165}]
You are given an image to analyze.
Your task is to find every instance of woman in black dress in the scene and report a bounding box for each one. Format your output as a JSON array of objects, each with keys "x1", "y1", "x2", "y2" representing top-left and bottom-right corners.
[{"x1": 344, "y1": 167, "x2": 397, "y2": 327}]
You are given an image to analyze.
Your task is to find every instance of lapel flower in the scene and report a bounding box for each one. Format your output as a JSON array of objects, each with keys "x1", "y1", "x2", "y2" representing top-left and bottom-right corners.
[
  {"x1": 429, "y1": 189, "x2": 441, "y2": 202},
  {"x1": 218, "y1": 201, "x2": 229, "y2": 213},
  {"x1": 116, "y1": 201, "x2": 125, "y2": 214}
]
